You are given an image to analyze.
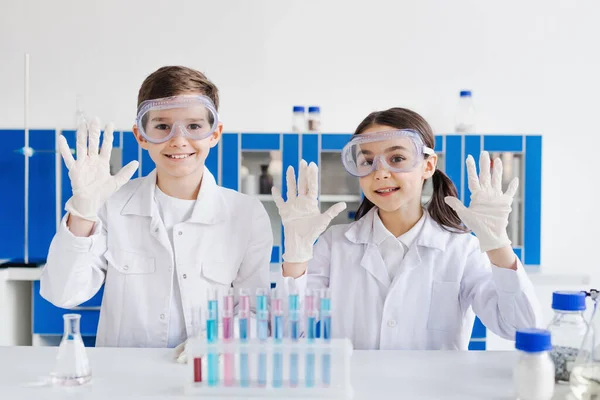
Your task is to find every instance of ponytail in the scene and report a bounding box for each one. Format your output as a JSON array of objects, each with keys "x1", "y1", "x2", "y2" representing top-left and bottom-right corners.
[
  {"x1": 354, "y1": 196, "x2": 375, "y2": 221},
  {"x1": 427, "y1": 169, "x2": 469, "y2": 233}
]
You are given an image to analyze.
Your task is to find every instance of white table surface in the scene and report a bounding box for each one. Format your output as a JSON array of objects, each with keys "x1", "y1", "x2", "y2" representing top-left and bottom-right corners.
[
  {"x1": 0, "y1": 266, "x2": 43, "y2": 281},
  {"x1": 0, "y1": 346, "x2": 575, "y2": 399}
]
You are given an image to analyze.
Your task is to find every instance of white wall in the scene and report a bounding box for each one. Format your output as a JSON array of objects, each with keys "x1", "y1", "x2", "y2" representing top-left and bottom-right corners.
[{"x1": 1, "y1": 0, "x2": 598, "y2": 284}]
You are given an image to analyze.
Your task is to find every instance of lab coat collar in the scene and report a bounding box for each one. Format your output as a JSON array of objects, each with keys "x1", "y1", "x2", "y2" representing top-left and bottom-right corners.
[
  {"x1": 359, "y1": 243, "x2": 392, "y2": 287},
  {"x1": 121, "y1": 167, "x2": 226, "y2": 224},
  {"x1": 344, "y1": 207, "x2": 450, "y2": 251},
  {"x1": 371, "y1": 208, "x2": 426, "y2": 249}
]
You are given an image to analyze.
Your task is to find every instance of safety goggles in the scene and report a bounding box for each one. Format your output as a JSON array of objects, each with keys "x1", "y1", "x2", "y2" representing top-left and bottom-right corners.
[
  {"x1": 136, "y1": 95, "x2": 219, "y2": 144},
  {"x1": 341, "y1": 129, "x2": 435, "y2": 177}
]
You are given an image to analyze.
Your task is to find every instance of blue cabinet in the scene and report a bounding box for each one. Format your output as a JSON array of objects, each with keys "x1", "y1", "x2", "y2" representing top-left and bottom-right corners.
[{"x1": 0, "y1": 129, "x2": 57, "y2": 262}]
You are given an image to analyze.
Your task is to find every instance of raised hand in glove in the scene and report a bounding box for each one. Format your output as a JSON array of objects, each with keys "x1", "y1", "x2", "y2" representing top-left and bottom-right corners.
[
  {"x1": 444, "y1": 151, "x2": 519, "y2": 253},
  {"x1": 58, "y1": 117, "x2": 139, "y2": 222},
  {"x1": 272, "y1": 160, "x2": 346, "y2": 263}
]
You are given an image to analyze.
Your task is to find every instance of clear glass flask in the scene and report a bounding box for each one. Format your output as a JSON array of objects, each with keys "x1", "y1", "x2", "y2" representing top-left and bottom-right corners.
[
  {"x1": 50, "y1": 314, "x2": 92, "y2": 386},
  {"x1": 570, "y1": 290, "x2": 600, "y2": 399}
]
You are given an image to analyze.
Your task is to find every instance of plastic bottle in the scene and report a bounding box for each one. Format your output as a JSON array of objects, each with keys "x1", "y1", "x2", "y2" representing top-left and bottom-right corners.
[
  {"x1": 513, "y1": 329, "x2": 555, "y2": 400},
  {"x1": 547, "y1": 291, "x2": 588, "y2": 382},
  {"x1": 455, "y1": 90, "x2": 476, "y2": 133},
  {"x1": 292, "y1": 106, "x2": 306, "y2": 133},
  {"x1": 570, "y1": 289, "x2": 600, "y2": 399},
  {"x1": 308, "y1": 106, "x2": 321, "y2": 132}
]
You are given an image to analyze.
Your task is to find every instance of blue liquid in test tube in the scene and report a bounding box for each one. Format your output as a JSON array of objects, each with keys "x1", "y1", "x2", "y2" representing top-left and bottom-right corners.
[
  {"x1": 320, "y1": 289, "x2": 332, "y2": 387},
  {"x1": 256, "y1": 288, "x2": 269, "y2": 387},
  {"x1": 239, "y1": 288, "x2": 250, "y2": 387},
  {"x1": 289, "y1": 290, "x2": 300, "y2": 387},
  {"x1": 206, "y1": 289, "x2": 219, "y2": 387}
]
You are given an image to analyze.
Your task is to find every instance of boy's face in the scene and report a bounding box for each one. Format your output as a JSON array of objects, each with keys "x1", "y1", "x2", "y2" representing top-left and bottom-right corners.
[{"x1": 133, "y1": 93, "x2": 223, "y2": 179}]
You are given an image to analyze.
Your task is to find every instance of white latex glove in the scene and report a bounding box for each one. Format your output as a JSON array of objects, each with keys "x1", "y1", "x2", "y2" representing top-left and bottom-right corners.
[
  {"x1": 444, "y1": 151, "x2": 519, "y2": 252},
  {"x1": 58, "y1": 117, "x2": 139, "y2": 222},
  {"x1": 174, "y1": 340, "x2": 189, "y2": 364},
  {"x1": 272, "y1": 160, "x2": 347, "y2": 263}
]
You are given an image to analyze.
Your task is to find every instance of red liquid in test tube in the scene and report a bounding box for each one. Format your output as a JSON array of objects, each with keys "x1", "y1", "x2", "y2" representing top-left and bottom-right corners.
[{"x1": 194, "y1": 358, "x2": 202, "y2": 382}]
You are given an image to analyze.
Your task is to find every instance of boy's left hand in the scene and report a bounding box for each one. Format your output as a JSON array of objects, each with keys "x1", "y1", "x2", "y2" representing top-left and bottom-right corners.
[
  {"x1": 174, "y1": 340, "x2": 188, "y2": 364},
  {"x1": 444, "y1": 151, "x2": 519, "y2": 253}
]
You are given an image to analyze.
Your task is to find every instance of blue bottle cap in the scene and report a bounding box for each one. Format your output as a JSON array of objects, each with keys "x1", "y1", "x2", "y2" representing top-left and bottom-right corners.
[
  {"x1": 308, "y1": 106, "x2": 320, "y2": 113},
  {"x1": 293, "y1": 106, "x2": 305, "y2": 113},
  {"x1": 460, "y1": 90, "x2": 472, "y2": 97},
  {"x1": 515, "y1": 329, "x2": 552, "y2": 353},
  {"x1": 552, "y1": 291, "x2": 586, "y2": 311}
]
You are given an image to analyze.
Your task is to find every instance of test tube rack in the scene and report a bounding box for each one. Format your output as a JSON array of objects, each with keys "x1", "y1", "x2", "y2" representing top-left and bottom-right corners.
[{"x1": 184, "y1": 337, "x2": 353, "y2": 398}]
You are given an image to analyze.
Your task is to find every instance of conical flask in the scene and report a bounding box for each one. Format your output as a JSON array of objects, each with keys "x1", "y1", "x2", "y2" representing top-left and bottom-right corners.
[
  {"x1": 50, "y1": 313, "x2": 92, "y2": 386},
  {"x1": 570, "y1": 290, "x2": 600, "y2": 399}
]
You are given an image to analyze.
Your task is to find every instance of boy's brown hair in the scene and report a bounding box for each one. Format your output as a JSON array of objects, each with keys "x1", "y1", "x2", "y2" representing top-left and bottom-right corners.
[{"x1": 137, "y1": 66, "x2": 220, "y2": 110}]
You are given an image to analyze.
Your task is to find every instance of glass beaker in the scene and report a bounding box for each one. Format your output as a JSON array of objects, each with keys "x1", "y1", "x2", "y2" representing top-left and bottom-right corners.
[
  {"x1": 570, "y1": 290, "x2": 600, "y2": 399},
  {"x1": 50, "y1": 313, "x2": 92, "y2": 386}
]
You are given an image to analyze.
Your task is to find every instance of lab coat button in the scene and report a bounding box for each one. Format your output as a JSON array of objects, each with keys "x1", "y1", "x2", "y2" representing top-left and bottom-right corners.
[
  {"x1": 182, "y1": 274, "x2": 187, "y2": 279},
  {"x1": 123, "y1": 265, "x2": 129, "y2": 271},
  {"x1": 178, "y1": 231, "x2": 183, "y2": 236},
  {"x1": 160, "y1": 314, "x2": 165, "y2": 320},
  {"x1": 387, "y1": 319, "x2": 397, "y2": 328}
]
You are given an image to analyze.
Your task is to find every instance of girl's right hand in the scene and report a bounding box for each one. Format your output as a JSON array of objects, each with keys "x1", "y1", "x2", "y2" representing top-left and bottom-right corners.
[{"x1": 272, "y1": 160, "x2": 346, "y2": 264}]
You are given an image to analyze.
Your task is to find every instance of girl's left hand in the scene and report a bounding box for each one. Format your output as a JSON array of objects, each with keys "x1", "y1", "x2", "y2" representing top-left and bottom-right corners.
[{"x1": 444, "y1": 151, "x2": 519, "y2": 253}]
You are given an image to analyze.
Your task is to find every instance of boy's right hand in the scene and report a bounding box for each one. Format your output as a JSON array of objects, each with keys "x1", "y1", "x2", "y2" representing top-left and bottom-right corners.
[
  {"x1": 272, "y1": 160, "x2": 346, "y2": 263},
  {"x1": 58, "y1": 117, "x2": 139, "y2": 222}
]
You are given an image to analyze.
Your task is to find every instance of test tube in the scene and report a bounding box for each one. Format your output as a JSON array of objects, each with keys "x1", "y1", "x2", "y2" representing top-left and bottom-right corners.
[
  {"x1": 320, "y1": 288, "x2": 331, "y2": 387},
  {"x1": 289, "y1": 286, "x2": 300, "y2": 387},
  {"x1": 272, "y1": 288, "x2": 284, "y2": 341},
  {"x1": 239, "y1": 289, "x2": 250, "y2": 340},
  {"x1": 256, "y1": 288, "x2": 269, "y2": 387},
  {"x1": 206, "y1": 288, "x2": 219, "y2": 387},
  {"x1": 192, "y1": 307, "x2": 202, "y2": 384},
  {"x1": 272, "y1": 288, "x2": 284, "y2": 388},
  {"x1": 320, "y1": 288, "x2": 331, "y2": 341},
  {"x1": 238, "y1": 288, "x2": 250, "y2": 387},
  {"x1": 305, "y1": 289, "x2": 317, "y2": 388},
  {"x1": 223, "y1": 288, "x2": 235, "y2": 387}
]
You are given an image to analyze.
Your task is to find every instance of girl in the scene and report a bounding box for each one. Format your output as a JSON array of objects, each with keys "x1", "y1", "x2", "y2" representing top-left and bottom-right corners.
[{"x1": 272, "y1": 107, "x2": 541, "y2": 350}]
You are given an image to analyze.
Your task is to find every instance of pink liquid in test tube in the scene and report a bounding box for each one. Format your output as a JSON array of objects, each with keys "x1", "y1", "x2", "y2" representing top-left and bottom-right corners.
[{"x1": 223, "y1": 290, "x2": 234, "y2": 387}]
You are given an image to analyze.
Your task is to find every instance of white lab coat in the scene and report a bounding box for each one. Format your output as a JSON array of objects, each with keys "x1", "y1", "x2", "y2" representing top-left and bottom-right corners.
[
  {"x1": 293, "y1": 208, "x2": 542, "y2": 350},
  {"x1": 41, "y1": 168, "x2": 272, "y2": 347}
]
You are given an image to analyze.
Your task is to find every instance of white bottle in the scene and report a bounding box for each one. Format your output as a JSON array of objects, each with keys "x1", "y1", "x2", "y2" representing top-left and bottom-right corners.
[
  {"x1": 455, "y1": 90, "x2": 476, "y2": 133},
  {"x1": 307, "y1": 106, "x2": 321, "y2": 132},
  {"x1": 292, "y1": 106, "x2": 306, "y2": 133},
  {"x1": 514, "y1": 329, "x2": 555, "y2": 400}
]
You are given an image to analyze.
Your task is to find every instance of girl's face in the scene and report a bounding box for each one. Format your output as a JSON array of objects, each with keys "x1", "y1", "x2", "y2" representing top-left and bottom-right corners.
[{"x1": 357, "y1": 124, "x2": 437, "y2": 213}]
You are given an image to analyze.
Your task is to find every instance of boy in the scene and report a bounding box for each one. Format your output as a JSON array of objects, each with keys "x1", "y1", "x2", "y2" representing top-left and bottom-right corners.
[{"x1": 41, "y1": 66, "x2": 272, "y2": 348}]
